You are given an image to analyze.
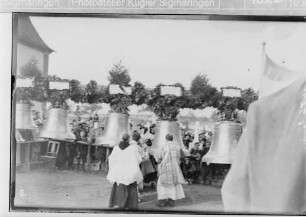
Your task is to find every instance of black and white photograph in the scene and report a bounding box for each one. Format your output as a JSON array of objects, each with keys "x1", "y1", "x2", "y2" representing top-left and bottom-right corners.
[{"x1": 9, "y1": 13, "x2": 306, "y2": 215}]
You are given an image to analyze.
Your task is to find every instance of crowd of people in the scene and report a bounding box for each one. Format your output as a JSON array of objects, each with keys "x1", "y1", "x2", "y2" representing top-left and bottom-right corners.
[
  {"x1": 181, "y1": 131, "x2": 213, "y2": 185},
  {"x1": 106, "y1": 123, "x2": 214, "y2": 210}
]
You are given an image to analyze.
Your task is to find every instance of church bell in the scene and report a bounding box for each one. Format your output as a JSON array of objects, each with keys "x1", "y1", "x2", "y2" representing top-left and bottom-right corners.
[
  {"x1": 151, "y1": 120, "x2": 189, "y2": 156},
  {"x1": 15, "y1": 103, "x2": 37, "y2": 130},
  {"x1": 95, "y1": 113, "x2": 130, "y2": 147},
  {"x1": 202, "y1": 121, "x2": 242, "y2": 164},
  {"x1": 39, "y1": 108, "x2": 75, "y2": 140}
]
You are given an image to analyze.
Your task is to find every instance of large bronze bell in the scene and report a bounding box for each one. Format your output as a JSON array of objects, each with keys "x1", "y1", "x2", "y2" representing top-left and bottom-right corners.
[
  {"x1": 151, "y1": 120, "x2": 189, "y2": 156},
  {"x1": 15, "y1": 103, "x2": 37, "y2": 130},
  {"x1": 40, "y1": 108, "x2": 75, "y2": 140},
  {"x1": 202, "y1": 121, "x2": 242, "y2": 164},
  {"x1": 95, "y1": 113, "x2": 130, "y2": 147}
]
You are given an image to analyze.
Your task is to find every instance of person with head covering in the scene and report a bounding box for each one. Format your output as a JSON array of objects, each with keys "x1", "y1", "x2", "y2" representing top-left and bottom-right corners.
[
  {"x1": 201, "y1": 140, "x2": 212, "y2": 185},
  {"x1": 155, "y1": 134, "x2": 186, "y2": 207},
  {"x1": 107, "y1": 134, "x2": 143, "y2": 210},
  {"x1": 140, "y1": 123, "x2": 158, "y2": 188},
  {"x1": 130, "y1": 131, "x2": 149, "y2": 197}
]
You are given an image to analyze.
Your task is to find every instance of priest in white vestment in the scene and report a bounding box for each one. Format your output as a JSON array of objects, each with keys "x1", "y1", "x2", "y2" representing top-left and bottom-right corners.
[{"x1": 155, "y1": 134, "x2": 186, "y2": 207}]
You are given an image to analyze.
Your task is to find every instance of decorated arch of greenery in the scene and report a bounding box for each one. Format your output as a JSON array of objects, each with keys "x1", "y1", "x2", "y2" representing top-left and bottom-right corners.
[{"x1": 15, "y1": 58, "x2": 258, "y2": 122}]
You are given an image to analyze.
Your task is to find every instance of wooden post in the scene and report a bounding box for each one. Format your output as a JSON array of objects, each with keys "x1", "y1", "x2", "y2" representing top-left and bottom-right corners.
[
  {"x1": 86, "y1": 142, "x2": 91, "y2": 170},
  {"x1": 105, "y1": 147, "x2": 110, "y2": 171},
  {"x1": 24, "y1": 142, "x2": 31, "y2": 172},
  {"x1": 105, "y1": 148, "x2": 109, "y2": 164},
  {"x1": 16, "y1": 143, "x2": 21, "y2": 165},
  {"x1": 95, "y1": 146, "x2": 98, "y2": 160}
]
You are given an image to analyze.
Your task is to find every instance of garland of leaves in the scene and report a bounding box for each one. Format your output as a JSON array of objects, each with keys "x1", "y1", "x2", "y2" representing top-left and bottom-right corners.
[
  {"x1": 103, "y1": 61, "x2": 133, "y2": 114},
  {"x1": 15, "y1": 59, "x2": 258, "y2": 117},
  {"x1": 15, "y1": 58, "x2": 48, "y2": 104},
  {"x1": 215, "y1": 88, "x2": 258, "y2": 121},
  {"x1": 69, "y1": 79, "x2": 85, "y2": 103},
  {"x1": 146, "y1": 83, "x2": 186, "y2": 121},
  {"x1": 102, "y1": 86, "x2": 131, "y2": 114},
  {"x1": 46, "y1": 75, "x2": 71, "y2": 109}
]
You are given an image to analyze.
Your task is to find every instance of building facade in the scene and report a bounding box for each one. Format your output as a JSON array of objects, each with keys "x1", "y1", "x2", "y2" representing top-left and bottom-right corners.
[{"x1": 17, "y1": 15, "x2": 53, "y2": 77}]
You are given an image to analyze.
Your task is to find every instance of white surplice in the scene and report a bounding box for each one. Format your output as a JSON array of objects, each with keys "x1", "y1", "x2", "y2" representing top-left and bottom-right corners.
[{"x1": 107, "y1": 144, "x2": 143, "y2": 186}]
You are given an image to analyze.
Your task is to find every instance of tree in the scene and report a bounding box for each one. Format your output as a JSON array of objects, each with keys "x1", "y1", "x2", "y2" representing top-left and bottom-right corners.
[
  {"x1": 240, "y1": 88, "x2": 258, "y2": 110},
  {"x1": 15, "y1": 57, "x2": 48, "y2": 103},
  {"x1": 85, "y1": 80, "x2": 100, "y2": 104},
  {"x1": 131, "y1": 82, "x2": 149, "y2": 105},
  {"x1": 108, "y1": 61, "x2": 131, "y2": 85},
  {"x1": 190, "y1": 74, "x2": 210, "y2": 97},
  {"x1": 189, "y1": 73, "x2": 218, "y2": 108},
  {"x1": 20, "y1": 57, "x2": 42, "y2": 78},
  {"x1": 86, "y1": 80, "x2": 98, "y2": 95},
  {"x1": 104, "y1": 61, "x2": 132, "y2": 114},
  {"x1": 69, "y1": 79, "x2": 84, "y2": 103}
]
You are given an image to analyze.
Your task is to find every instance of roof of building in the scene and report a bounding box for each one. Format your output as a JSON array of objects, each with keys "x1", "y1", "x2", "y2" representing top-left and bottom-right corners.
[{"x1": 17, "y1": 15, "x2": 54, "y2": 54}]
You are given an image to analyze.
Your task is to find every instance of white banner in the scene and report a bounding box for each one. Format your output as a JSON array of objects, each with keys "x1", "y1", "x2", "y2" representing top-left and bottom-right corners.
[
  {"x1": 223, "y1": 88, "x2": 241, "y2": 97},
  {"x1": 161, "y1": 86, "x2": 182, "y2": 97},
  {"x1": 259, "y1": 52, "x2": 305, "y2": 99},
  {"x1": 49, "y1": 81, "x2": 69, "y2": 90},
  {"x1": 109, "y1": 84, "x2": 132, "y2": 95},
  {"x1": 16, "y1": 78, "x2": 34, "y2": 87}
]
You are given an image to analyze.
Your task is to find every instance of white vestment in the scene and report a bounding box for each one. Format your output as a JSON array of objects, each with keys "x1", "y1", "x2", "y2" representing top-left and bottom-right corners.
[{"x1": 107, "y1": 145, "x2": 143, "y2": 186}]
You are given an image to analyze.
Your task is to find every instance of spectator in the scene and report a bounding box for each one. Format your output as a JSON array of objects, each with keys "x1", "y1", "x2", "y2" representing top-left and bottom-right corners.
[{"x1": 188, "y1": 142, "x2": 202, "y2": 184}]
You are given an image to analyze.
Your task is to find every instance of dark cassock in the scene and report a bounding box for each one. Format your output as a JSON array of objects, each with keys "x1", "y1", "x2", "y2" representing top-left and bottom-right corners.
[
  {"x1": 107, "y1": 136, "x2": 143, "y2": 210},
  {"x1": 222, "y1": 79, "x2": 306, "y2": 214}
]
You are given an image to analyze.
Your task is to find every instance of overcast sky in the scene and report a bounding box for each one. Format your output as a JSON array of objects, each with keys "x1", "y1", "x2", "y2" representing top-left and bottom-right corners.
[{"x1": 31, "y1": 16, "x2": 306, "y2": 91}]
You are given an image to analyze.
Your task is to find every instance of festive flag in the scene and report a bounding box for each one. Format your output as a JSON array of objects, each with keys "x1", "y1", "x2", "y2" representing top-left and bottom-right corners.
[{"x1": 259, "y1": 45, "x2": 304, "y2": 99}]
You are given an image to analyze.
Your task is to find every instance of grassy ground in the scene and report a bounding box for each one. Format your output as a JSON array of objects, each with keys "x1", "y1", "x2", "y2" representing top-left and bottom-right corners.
[{"x1": 13, "y1": 170, "x2": 224, "y2": 214}]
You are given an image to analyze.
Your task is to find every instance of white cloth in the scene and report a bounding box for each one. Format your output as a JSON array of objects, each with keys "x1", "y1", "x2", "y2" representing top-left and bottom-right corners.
[
  {"x1": 157, "y1": 178, "x2": 185, "y2": 200},
  {"x1": 107, "y1": 145, "x2": 143, "y2": 186},
  {"x1": 222, "y1": 79, "x2": 306, "y2": 214},
  {"x1": 259, "y1": 52, "x2": 305, "y2": 99}
]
